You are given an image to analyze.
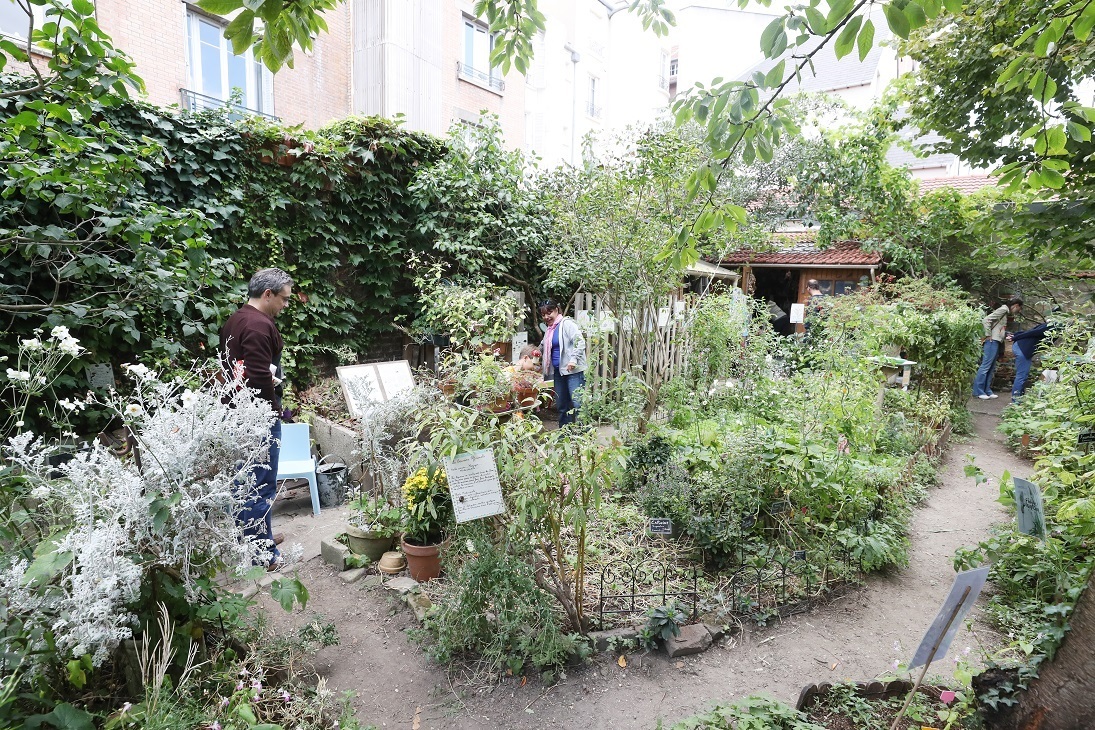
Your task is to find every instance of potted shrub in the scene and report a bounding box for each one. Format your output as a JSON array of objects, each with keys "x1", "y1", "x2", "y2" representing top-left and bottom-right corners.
[
  {"x1": 411, "y1": 266, "x2": 521, "y2": 352},
  {"x1": 511, "y1": 368, "x2": 543, "y2": 408},
  {"x1": 400, "y1": 464, "x2": 453, "y2": 581},
  {"x1": 461, "y1": 353, "x2": 514, "y2": 412},
  {"x1": 345, "y1": 494, "x2": 403, "y2": 562}
]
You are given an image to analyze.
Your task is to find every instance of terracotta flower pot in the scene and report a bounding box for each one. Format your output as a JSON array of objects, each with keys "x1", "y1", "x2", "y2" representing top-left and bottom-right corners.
[
  {"x1": 401, "y1": 537, "x2": 442, "y2": 582},
  {"x1": 514, "y1": 386, "x2": 539, "y2": 407},
  {"x1": 488, "y1": 395, "x2": 512, "y2": 413}
]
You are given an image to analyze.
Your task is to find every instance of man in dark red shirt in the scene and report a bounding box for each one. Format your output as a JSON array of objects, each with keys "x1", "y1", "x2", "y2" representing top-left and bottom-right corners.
[{"x1": 220, "y1": 268, "x2": 293, "y2": 569}]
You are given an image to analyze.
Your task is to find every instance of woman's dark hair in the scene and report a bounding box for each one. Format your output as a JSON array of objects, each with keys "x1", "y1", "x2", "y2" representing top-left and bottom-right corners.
[{"x1": 538, "y1": 299, "x2": 561, "y2": 314}]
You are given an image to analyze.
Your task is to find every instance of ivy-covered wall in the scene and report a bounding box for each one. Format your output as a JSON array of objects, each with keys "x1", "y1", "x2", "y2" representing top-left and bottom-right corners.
[
  {"x1": 105, "y1": 105, "x2": 448, "y2": 360},
  {"x1": 2, "y1": 84, "x2": 448, "y2": 378}
]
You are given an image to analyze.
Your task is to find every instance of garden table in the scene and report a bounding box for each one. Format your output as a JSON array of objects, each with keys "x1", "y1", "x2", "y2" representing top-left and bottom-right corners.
[{"x1": 866, "y1": 356, "x2": 918, "y2": 390}]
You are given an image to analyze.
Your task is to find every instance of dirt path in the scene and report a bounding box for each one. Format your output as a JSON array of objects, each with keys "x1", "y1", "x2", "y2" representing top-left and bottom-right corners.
[{"x1": 256, "y1": 398, "x2": 1027, "y2": 729}]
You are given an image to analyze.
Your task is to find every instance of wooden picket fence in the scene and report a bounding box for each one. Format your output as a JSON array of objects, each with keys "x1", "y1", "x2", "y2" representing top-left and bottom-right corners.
[{"x1": 570, "y1": 292, "x2": 691, "y2": 396}]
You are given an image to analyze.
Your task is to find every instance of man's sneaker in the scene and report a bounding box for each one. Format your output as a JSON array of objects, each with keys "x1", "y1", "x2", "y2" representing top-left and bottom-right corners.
[
  {"x1": 987, "y1": 393, "x2": 999, "y2": 399},
  {"x1": 266, "y1": 555, "x2": 285, "y2": 573},
  {"x1": 977, "y1": 394, "x2": 991, "y2": 399}
]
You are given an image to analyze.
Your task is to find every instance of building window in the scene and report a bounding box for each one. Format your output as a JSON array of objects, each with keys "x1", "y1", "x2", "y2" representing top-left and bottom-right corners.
[
  {"x1": 183, "y1": 11, "x2": 272, "y2": 117},
  {"x1": 658, "y1": 50, "x2": 670, "y2": 90},
  {"x1": 459, "y1": 18, "x2": 504, "y2": 92},
  {"x1": 0, "y1": 0, "x2": 46, "y2": 40},
  {"x1": 669, "y1": 57, "x2": 679, "y2": 78},
  {"x1": 587, "y1": 75, "x2": 601, "y2": 119}
]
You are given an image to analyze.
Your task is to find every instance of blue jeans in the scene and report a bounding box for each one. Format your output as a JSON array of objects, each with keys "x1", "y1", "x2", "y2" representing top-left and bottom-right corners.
[
  {"x1": 551, "y1": 368, "x2": 585, "y2": 427},
  {"x1": 972, "y1": 340, "x2": 1001, "y2": 396},
  {"x1": 239, "y1": 419, "x2": 281, "y2": 564},
  {"x1": 1011, "y1": 349, "x2": 1033, "y2": 402}
]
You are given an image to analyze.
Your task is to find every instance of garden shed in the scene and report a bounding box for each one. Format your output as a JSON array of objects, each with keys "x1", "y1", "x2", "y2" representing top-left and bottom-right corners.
[{"x1": 715, "y1": 237, "x2": 882, "y2": 332}]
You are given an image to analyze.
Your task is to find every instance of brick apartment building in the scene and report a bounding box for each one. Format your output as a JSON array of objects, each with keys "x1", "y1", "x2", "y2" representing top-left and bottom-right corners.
[
  {"x1": 0, "y1": 0, "x2": 353, "y2": 128},
  {"x1": 0, "y1": 0, "x2": 671, "y2": 159},
  {"x1": 0, "y1": 0, "x2": 524, "y2": 136}
]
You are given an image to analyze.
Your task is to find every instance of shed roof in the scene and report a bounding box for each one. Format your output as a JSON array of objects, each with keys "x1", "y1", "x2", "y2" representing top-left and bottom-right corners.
[
  {"x1": 917, "y1": 175, "x2": 997, "y2": 195},
  {"x1": 716, "y1": 239, "x2": 882, "y2": 266}
]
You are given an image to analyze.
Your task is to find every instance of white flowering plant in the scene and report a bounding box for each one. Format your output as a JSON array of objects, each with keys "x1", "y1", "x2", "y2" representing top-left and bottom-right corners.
[
  {"x1": 2, "y1": 326, "x2": 86, "y2": 436},
  {"x1": 0, "y1": 348, "x2": 309, "y2": 720}
]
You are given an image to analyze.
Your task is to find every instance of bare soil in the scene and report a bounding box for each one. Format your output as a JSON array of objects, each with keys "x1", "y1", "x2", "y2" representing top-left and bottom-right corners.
[{"x1": 251, "y1": 397, "x2": 1026, "y2": 729}]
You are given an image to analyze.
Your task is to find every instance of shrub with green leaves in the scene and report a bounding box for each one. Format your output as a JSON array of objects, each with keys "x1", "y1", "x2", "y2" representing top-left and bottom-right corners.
[
  {"x1": 670, "y1": 695, "x2": 825, "y2": 730},
  {"x1": 413, "y1": 536, "x2": 584, "y2": 679}
]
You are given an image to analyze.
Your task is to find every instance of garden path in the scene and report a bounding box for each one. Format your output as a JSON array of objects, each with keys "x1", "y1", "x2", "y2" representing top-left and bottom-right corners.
[{"x1": 257, "y1": 396, "x2": 1026, "y2": 729}]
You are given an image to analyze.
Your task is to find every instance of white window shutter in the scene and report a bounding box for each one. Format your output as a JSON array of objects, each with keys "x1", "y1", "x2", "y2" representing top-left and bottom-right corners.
[{"x1": 261, "y1": 66, "x2": 275, "y2": 115}]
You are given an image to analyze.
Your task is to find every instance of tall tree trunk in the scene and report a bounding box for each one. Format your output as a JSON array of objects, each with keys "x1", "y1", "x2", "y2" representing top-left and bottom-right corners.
[{"x1": 989, "y1": 573, "x2": 1095, "y2": 730}]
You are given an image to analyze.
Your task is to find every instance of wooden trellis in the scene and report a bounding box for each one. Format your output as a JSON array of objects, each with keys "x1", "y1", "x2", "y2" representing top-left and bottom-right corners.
[{"x1": 570, "y1": 292, "x2": 691, "y2": 396}]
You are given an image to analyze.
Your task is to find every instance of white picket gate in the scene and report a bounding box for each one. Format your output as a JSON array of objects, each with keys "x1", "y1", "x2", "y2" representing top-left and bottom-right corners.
[{"x1": 570, "y1": 291, "x2": 691, "y2": 396}]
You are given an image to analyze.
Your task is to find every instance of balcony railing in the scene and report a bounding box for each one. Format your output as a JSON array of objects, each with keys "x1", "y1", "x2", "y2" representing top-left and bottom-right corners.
[
  {"x1": 457, "y1": 62, "x2": 505, "y2": 92},
  {"x1": 179, "y1": 88, "x2": 278, "y2": 121},
  {"x1": 587, "y1": 102, "x2": 602, "y2": 119},
  {"x1": 658, "y1": 74, "x2": 669, "y2": 90}
]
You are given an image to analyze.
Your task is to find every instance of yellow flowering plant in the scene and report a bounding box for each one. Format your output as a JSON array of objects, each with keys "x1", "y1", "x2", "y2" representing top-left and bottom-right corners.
[{"x1": 401, "y1": 465, "x2": 453, "y2": 545}]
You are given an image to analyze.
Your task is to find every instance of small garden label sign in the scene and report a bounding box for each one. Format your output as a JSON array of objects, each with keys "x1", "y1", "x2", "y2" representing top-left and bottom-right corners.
[
  {"x1": 444, "y1": 448, "x2": 506, "y2": 523},
  {"x1": 1013, "y1": 477, "x2": 1047, "y2": 540},
  {"x1": 1078, "y1": 429, "x2": 1095, "y2": 454},
  {"x1": 86, "y1": 363, "x2": 115, "y2": 390},
  {"x1": 649, "y1": 518, "x2": 673, "y2": 535},
  {"x1": 789, "y1": 303, "x2": 805, "y2": 324},
  {"x1": 511, "y1": 331, "x2": 528, "y2": 364},
  {"x1": 909, "y1": 566, "x2": 989, "y2": 670}
]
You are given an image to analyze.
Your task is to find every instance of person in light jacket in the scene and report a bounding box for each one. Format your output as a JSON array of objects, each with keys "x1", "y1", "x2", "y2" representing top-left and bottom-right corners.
[
  {"x1": 539, "y1": 300, "x2": 587, "y2": 427},
  {"x1": 972, "y1": 296, "x2": 1022, "y2": 399}
]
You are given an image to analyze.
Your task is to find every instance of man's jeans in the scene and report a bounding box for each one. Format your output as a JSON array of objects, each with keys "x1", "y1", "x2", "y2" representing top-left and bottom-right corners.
[
  {"x1": 1011, "y1": 349, "x2": 1033, "y2": 402},
  {"x1": 551, "y1": 369, "x2": 585, "y2": 427},
  {"x1": 972, "y1": 340, "x2": 1001, "y2": 396},
  {"x1": 239, "y1": 419, "x2": 281, "y2": 563}
]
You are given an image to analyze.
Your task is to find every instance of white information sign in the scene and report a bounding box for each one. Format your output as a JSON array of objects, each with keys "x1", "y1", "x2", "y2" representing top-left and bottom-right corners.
[
  {"x1": 374, "y1": 360, "x2": 415, "y2": 399},
  {"x1": 511, "y1": 331, "x2": 528, "y2": 364},
  {"x1": 444, "y1": 448, "x2": 506, "y2": 523},
  {"x1": 337, "y1": 360, "x2": 416, "y2": 416},
  {"x1": 336, "y1": 364, "x2": 383, "y2": 417},
  {"x1": 789, "y1": 303, "x2": 805, "y2": 324}
]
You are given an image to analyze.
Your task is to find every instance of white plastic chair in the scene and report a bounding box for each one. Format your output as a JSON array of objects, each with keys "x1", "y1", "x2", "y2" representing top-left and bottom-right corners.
[{"x1": 276, "y1": 422, "x2": 320, "y2": 516}]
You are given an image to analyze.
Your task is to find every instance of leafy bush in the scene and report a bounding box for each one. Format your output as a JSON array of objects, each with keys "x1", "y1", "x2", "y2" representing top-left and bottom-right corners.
[
  {"x1": 670, "y1": 695, "x2": 825, "y2": 730},
  {"x1": 414, "y1": 537, "x2": 584, "y2": 679},
  {"x1": 0, "y1": 341, "x2": 311, "y2": 725},
  {"x1": 825, "y1": 278, "x2": 982, "y2": 402},
  {"x1": 640, "y1": 601, "x2": 688, "y2": 650}
]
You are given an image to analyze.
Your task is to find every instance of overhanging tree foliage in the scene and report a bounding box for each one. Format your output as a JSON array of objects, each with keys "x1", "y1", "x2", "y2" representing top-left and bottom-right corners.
[{"x1": 664, "y1": 0, "x2": 1095, "y2": 266}]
